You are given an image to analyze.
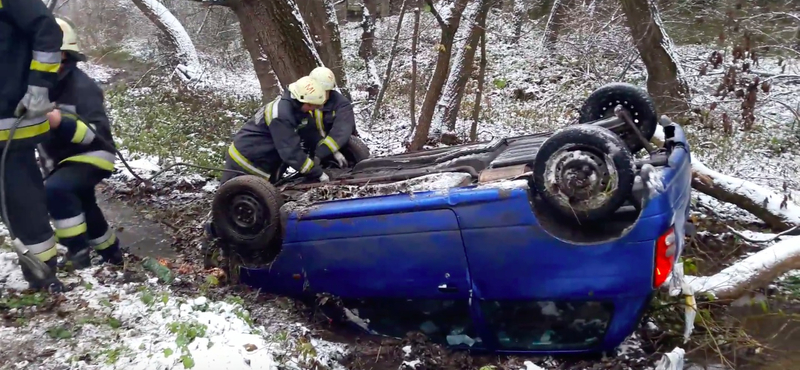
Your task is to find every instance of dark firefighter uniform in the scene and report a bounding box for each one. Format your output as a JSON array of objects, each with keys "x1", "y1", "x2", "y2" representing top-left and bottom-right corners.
[
  {"x1": 0, "y1": 0, "x2": 64, "y2": 289},
  {"x1": 40, "y1": 60, "x2": 123, "y2": 269},
  {"x1": 222, "y1": 91, "x2": 324, "y2": 184},
  {"x1": 300, "y1": 90, "x2": 356, "y2": 161}
]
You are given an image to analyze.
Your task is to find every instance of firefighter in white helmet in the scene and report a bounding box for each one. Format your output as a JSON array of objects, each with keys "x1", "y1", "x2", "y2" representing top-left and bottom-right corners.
[
  {"x1": 221, "y1": 75, "x2": 330, "y2": 185},
  {"x1": 40, "y1": 18, "x2": 124, "y2": 270},
  {"x1": 305, "y1": 67, "x2": 356, "y2": 169}
]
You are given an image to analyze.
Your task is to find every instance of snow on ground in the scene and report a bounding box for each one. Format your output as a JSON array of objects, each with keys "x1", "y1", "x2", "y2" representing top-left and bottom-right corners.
[{"x1": 0, "y1": 225, "x2": 348, "y2": 370}]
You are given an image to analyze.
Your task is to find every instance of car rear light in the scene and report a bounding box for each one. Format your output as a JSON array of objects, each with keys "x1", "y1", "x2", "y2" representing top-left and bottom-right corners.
[{"x1": 653, "y1": 226, "x2": 677, "y2": 288}]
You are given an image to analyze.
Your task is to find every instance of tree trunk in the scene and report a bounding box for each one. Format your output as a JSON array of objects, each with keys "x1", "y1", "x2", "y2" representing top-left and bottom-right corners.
[
  {"x1": 540, "y1": 0, "x2": 573, "y2": 50},
  {"x1": 470, "y1": 9, "x2": 488, "y2": 142},
  {"x1": 233, "y1": 0, "x2": 323, "y2": 87},
  {"x1": 372, "y1": 0, "x2": 409, "y2": 120},
  {"x1": 406, "y1": 5, "x2": 421, "y2": 142},
  {"x1": 131, "y1": 0, "x2": 202, "y2": 81},
  {"x1": 232, "y1": 4, "x2": 281, "y2": 100},
  {"x1": 441, "y1": 0, "x2": 491, "y2": 132},
  {"x1": 360, "y1": 0, "x2": 381, "y2": 100},
  {"x1": 409, "y1": 0, "x2": 472, "y2": 151},
  {"x1": 620, "y1": 0, "x2": 690, "y2": 117},
  {"x1": 511, "y1": 0, "x2": 529, "y2": 43},
  {"x1": 296, "y1": 0, "x2": 351, "y2": 99}
]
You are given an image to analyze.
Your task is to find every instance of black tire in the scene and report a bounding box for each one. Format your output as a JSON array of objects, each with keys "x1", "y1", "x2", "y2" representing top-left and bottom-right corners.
[
  {"x1": 578, "y1": 82, "x2": 658, "y2": 154},
  {"x1": 342, "y1": 135, "x2": 371, "y2": 164},
  {"x1": 211, "y1": 175, "x2": 283, "y2": 261},
  {"x1": 533, "y1": 125, "x2": 635, "y2": 223}
]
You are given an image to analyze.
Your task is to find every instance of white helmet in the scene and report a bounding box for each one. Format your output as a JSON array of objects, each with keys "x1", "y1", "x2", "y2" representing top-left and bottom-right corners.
[
  {"x1": 309, "y1": 66, "x2": 336, "y2": 91},
  {"x1": 55, "y1": 18, "x2": 81, "y2": 54},
  {"x1": 288, "y1": 76, "x2": 326, "y2": 106}
]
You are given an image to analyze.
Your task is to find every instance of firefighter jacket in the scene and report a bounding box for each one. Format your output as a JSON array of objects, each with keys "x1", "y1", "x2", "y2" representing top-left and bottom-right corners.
[
  {"x1": 0, "y1": 0, "x2": 63, "y2": 145},
  {"x1": 39, "y1": 62, "x2": 117, "y2": 173},
  {"x1": 228, "y1": 90, "x2": 323, "y2": 180},
  {"x1": 300, "y1": 90, "x2": 356, "y2": 160}
]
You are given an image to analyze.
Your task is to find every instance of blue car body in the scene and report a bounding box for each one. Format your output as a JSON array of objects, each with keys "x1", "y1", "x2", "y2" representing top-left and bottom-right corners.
[{"x1": 241, "y1": 121, "x2": 692, "y2": 355}]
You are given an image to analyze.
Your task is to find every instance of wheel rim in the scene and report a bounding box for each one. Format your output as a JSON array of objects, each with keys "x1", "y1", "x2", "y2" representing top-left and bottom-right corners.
[
  {"x1": 228, "y1": 192, "x2": 268, "y2": 236},
  {"x1": 544, "y1": 146, "x2": 617, "y2": 212},
  {"x1": 597, "y1": 101, "x2": 648, "y2": 149}
]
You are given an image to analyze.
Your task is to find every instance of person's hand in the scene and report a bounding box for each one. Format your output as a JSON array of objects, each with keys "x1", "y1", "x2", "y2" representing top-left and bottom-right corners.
[
  {"x1": 319, "y1": 172, "x2": 330, "y2": 182},
  {"x1": 15, "y1": 85, "x2": 55, "y2": 118},
  {"x1": 332, "y1": 151, "x2": 347, "y2": 168},
  {"x1": 46, "y1": 109, "x2": 62, "y2": 128}
]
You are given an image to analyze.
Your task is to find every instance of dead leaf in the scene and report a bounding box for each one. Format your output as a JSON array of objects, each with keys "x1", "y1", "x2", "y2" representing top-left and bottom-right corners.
[{"x1": 244, "y1": 344, "x2": 257, "y2": 352}]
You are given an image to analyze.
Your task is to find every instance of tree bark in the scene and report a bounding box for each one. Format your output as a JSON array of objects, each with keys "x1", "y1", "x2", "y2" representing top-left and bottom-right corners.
[
  {"x1": 361, "y1": 0, "x2": 381, "y2": 100},
  {"x1": 372, "y1": 0, "x2": 409, "y2": 120},
  {"x1": 511, "y1": 0, "x2": 529, "y2": 43},
  {"x1": 442, "y1": 0, "x2": 491, "y2": 131},
  {"x1": 409, "y1": 0, "x2": 472, "y2": 151},
  {"x1": 470, "y1": 10, "x2": 488, "y2": 142},
  {"x1": 232, "y1": 0, "x2": 322, "y2": 87},
  {"x1": 620, "y1": 0, "x2": 690, "y2": 117},
  {"x1": 231, "y1": 3, "x2": 281, "y2": 100},
  {"x1": 296, "y1": 0, "x2": 350, "y2": 99},
  {"x1": 406, "y1": 5, "x2": 421, "y2": 142}
]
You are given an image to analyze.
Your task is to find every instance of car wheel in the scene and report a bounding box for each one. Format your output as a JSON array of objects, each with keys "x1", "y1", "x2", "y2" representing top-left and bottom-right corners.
[
  {"x1": 211, "y1": 175, "x2": 283, "y2": 261},
  {"x1": 578, "y1": 82, "x2": 658, "y2": 154},
  {"x1": 342, "y1": 135, "x2": 371, "y2": 165},
  {"x1": 533, "y1": 125, "x2": 635, "y2": 223}
]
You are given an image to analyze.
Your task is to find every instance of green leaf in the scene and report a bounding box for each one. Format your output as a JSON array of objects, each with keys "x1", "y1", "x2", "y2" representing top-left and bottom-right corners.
[
  {"x1": 423, "y1": 3, "x2": 431, "y2": 12},
  {"x1": 493, "y1": 78, "x2": 507, "y2": 89},
  {"x1": 181, "y1": 355, "x2": 195, "y2": 369},
  {"x1": 163, "y1": 348, "x2": 174, "y2": 357}
]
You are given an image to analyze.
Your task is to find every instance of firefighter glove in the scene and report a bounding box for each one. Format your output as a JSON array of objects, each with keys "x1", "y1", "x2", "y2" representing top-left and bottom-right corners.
[
  {"x1": 15, "y1": 86, "x2": 56, "y2": 119},
  {"x1": 332, "y1": 151, "x2": 347, "y2": 168}
]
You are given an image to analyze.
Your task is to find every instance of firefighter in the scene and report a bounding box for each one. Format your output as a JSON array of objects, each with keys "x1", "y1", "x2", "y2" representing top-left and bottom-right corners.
[
  {"x1": 40, "y1": 18, "x2": 123, "y2": 270},
  {"x1": 221, "y1": 75, "x2": 331, "y2": 185},
  {"x1": 0, "y1": 0, "x2": 65, "y2": 291},
  {"x1": 305, "y1": 66, "x2": 357, "y2": 169}
]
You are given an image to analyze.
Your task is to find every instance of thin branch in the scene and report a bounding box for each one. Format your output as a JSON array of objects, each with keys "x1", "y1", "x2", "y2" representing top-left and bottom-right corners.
[
  {"x1": 426, "y1": 0, "x2": 447, "y2": 29},
  {"x1": 726, "y1": 224, "x2": 800, "y2": 243}
]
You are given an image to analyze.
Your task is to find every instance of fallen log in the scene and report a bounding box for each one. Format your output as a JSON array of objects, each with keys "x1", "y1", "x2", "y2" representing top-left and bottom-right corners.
[
  {"x1": 653, "y1": 123, "x2": 800, "y2": 231},
  {"x1": 685, "y1": 235, "x2": 800, "y2": 300}
]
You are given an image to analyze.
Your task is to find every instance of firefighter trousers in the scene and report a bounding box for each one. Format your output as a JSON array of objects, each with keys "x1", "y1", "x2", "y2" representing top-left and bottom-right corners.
[
  {"x1": 0, "y1": 146, "x2": 58, "y2": 262},
  {"x1": 44, "y1": 163, "x2": 119, "y2": 261}
]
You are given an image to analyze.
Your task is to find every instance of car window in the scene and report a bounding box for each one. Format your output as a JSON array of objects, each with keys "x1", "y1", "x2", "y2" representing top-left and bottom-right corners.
[
  {"x1": 480, "y1": 300, "x2": 614, "y2": 350},
  {"x1": 341, "y1": 298, "x2": 482, "y2": 348}
]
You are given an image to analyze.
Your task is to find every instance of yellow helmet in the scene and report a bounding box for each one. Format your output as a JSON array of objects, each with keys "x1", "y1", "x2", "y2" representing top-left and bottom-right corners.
[
  {"x1": 288, "y1": 76, "x2": 326, "y2": 105},
  {"x1": 55, "y1": 18, "x2": 81, "y2": 54},
  {"x1": 309, "y1": 66, "x2": 336, "y2": 90}
]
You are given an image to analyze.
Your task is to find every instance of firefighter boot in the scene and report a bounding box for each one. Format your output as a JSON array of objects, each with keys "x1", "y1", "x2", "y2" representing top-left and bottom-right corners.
[
  {"x1": 19, "y1": 255, "x2": 64, "y2": 293},
  {"x1": 95, "y1": 242, "x2": 124, "y2": 266}
]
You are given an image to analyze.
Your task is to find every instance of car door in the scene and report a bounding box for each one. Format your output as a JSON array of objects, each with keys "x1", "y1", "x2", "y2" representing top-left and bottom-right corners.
[{"x1": 292, "y1": 198, "x2": 480, "y2": 348}]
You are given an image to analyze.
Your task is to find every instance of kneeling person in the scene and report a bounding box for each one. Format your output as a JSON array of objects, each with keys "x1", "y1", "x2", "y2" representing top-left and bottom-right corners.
[
  {"x1": 40, "y1": 18, "x2": 123, "y2": 269},
  {"x1": 222, "y1": 76, "x2": 330, "y2": 184}
]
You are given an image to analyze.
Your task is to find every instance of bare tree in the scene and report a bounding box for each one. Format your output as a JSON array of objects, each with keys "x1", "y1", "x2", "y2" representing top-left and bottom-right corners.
[
  {"x1": 437, "y1": 0, "x2": 492, "y2": 134},
  {"x1": 470, "y1": 7, "x2": 489, "y2": 142},
  {"x1": 360, "y1": 0, "x2": 381, "y2": 101},
  {"x1": 197, "y1": 0, "x2": 323, "y2": 89},
  {"x1": 406, "y1": 4, "x2": 421, "y2": 142},
  {"x1": 540, "y1": 0, "x2": 574, "y2": 50},
  {"x1": 132, "y1": 0, "x2": 202, "y2": 81},
  {"x1": 372, "y1": 0, "x2": 410, "y2": 120},
  {"x1": 409, "y1": 0, "x2": 472, "y2": 151},
  {"x1": 620, "y1": 0, "x2": 690, "y2": 116},
  {"x1": 296, "y1": 0, "x2": 351, "y2": 98},
  {"x1": 511, "y1": 0, "x2": 530, "y2": 43}
]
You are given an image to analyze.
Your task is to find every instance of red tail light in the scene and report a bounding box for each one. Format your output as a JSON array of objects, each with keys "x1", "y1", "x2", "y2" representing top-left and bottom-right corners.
[{"x1": 653, "y1": 227, "x2": 677, "y2": 288}]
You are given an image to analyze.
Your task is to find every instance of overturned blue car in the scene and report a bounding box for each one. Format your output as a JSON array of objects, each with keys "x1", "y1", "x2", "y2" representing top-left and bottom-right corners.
[{"x1": 208, "y1": 83, "x2": 692, "y2": 355}]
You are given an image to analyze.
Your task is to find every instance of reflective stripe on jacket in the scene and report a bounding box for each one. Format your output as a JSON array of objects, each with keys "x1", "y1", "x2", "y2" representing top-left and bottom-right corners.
[
  {"x1": 301, "y1": 90, "x2": 355, "y2": 160},
  {"x1": 0, "y1": 0, "x2": 63, "y2": 145},
  {"x1": 39, "y1": 64, "x2": 117, "y2": 172}
]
